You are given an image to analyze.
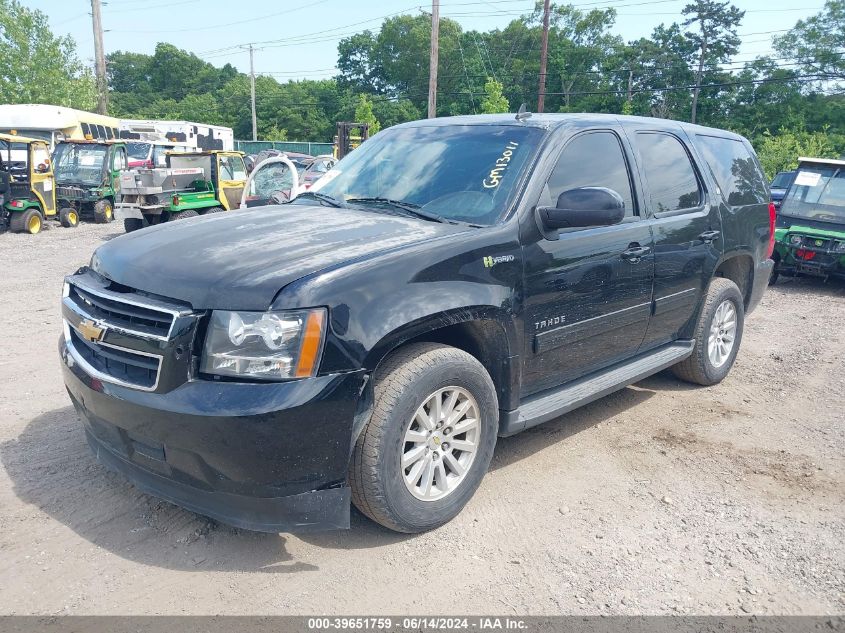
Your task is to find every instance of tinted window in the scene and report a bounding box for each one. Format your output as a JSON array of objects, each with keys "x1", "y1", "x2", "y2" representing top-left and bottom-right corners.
[
  {"x1": 781, "y1": 166, "x2": 845, "y2": 224},
  {"x1": 81, "y1": 123, "x2": 91, "y2": 137},
  {"x1": 637, "y1": 133, "x2": 701, "y2": 212},
  {"x1": 771, "y1": 171, "x2": 795, "y2": 189},
  {"x1": 544, "y1": 131, "x2": 635, "y2": 217},
  {"x1": 696, "y1": 135, "x2": 768, "y2": 206}
]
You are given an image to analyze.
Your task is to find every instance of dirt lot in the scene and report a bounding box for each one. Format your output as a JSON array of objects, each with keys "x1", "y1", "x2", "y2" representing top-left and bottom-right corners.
[{"x1": 0, "y1": 221, "x2": 842, "y2": 616}]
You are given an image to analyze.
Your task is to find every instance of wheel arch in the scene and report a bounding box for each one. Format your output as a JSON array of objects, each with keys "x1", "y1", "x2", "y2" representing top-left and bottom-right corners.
[{"x1": 713, "y1": 253, "x2": 754, "y2": 309}]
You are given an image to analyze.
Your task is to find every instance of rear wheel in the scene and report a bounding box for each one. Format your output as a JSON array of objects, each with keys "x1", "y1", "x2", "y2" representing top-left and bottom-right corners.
[
  {"x1": 170, "y1": 209, "x2": 199, "y2": 221},
  {"x1": 59, "y1": 207, "x2": 79, "y2": 228},
  {"x1": 204, "y1": 206, "x2": 225, "y2": 214},
  {"x1": 672, "y1": 278, "x2": 744, "y2": 386},
  {"x1": 349, "y1": 343, "x2": 498, "y2": 533},
  {"x1": 10, "y1": 208, "x2": 43, "y2": 235},
  {"x1": 93, "y1": 199, "x2": 113, "y2": 224}
]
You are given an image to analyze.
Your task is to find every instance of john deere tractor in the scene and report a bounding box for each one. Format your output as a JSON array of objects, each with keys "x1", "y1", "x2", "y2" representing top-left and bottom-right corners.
[{"x1": 52, "y1": 140, "x2": 128, "y2": 224}]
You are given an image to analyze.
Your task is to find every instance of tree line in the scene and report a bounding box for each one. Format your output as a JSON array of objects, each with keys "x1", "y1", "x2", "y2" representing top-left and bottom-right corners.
[{"x1": 1, "y1": 0, "x2": 843, "y2": 176}]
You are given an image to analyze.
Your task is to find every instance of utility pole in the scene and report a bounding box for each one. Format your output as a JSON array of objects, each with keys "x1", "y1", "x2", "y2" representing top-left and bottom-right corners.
[
  {"x1": 536, "y1": 0, "x2": 551, "y2": 113},
  {"x1": 91, "y1": 0, "x2": 108, "y2": 114},
  {"x1": 428, "y1": 0, "x2": 440, "y2": 119},
  {"x1": 249, "y1": 44, "x2": 258, "y2": 141}
]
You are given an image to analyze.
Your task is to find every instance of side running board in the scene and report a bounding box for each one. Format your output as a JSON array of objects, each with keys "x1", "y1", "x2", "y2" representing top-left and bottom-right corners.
[{"x1": 498, "y1": 340, "x2": 695, "y2": 437}]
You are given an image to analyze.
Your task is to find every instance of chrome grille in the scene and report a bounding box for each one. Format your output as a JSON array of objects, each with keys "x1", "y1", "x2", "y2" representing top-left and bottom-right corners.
[{"x1": 63, "y1": 277, "x2": 194, "y2": 391}]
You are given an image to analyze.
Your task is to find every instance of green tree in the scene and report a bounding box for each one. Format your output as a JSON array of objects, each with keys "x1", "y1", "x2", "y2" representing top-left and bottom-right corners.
[
  {"x1": 755, "y1": 128, "x2": 837, "y2": 179},
  {"x1": 775, "y1": 1, "x2": 844, "y2": 85},
  {"x1": 682, "y1": 0, "x2": 745, "y2": 124},
  {"x1": 353, "y1": 94, "x2": 381, "y2": 134},
  {"x1": 0, "y1": 0, "x2": 95, "y2": 109},
  {"x1": 480, "y1": 78, "x2": 509, "y2": 113}
]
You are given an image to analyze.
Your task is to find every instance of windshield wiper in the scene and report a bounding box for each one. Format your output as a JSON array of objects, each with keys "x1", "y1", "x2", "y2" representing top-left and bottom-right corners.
[
  {"x1": 296, "y1": 190, "x2": 346, "y2": 208},
  {"x1": 346, "y1": 197, "x2": 453, "y2": 224}
]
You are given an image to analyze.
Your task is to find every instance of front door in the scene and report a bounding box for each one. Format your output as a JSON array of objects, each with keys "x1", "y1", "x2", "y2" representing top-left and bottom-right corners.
[
  {"x1": 29, "y1": 142, "x2": 56, "y2": 216},
  {"x1": 109, "y1": 145, "x2": 128, "y2": 202},
  {"x1": 217, "y1": 153, "x2": 247, "y2": 210},
  {"x1": 521, "y1": 128, "x2": 655, "y2": 397},
  {"x1": 623, "y1": 126, "x2": 723, "y2": 351}
]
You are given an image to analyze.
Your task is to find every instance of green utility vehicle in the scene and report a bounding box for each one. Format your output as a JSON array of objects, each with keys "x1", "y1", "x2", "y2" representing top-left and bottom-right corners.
[
  {"x1": 771, "y1": 157, "x2": 845, "y2": 284},
  {"x1": 52, "y1": 140, "x2": 128, "y2": 224},
  {"x1": 1, "y1": 132, "x2": 62, "y2": 234},
  {"x1": 114, "y1": 150, "x2": 247, "y2": 232}
]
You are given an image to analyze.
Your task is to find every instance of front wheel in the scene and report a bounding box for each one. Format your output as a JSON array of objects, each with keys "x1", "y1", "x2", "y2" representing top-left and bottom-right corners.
[
  {"x1": 59, "y1": 207, "x2": 79, "y2": 228},
  {"x1": 170, "y1": 209, "x2": 199, "y2": 221},
  {"x1": 93, "y1": 199, "x2": 113, "y2": 224},
  {"x1": 123, "y1": 218, "x2": 147, "y2": 233},
  {"x1": 672, "y1": 278, "x2": 745, "y2": 386},
  {"x1": 349, "y1": 343, "x2": 498, "y2": 533}
]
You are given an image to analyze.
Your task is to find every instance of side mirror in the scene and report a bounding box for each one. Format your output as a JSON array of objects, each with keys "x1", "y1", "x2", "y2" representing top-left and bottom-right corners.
[{"x1": 538, "y1": 187, "x2": 625, "y2": 232}]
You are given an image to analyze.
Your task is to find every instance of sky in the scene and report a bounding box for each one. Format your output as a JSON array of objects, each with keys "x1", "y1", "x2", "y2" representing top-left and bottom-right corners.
[{"x1": 25, "y1": 0, "x2": 823, "y2": 81}]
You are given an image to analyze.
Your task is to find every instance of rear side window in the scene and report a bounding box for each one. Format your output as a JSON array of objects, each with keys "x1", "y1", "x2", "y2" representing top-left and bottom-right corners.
[
  {"x1": 637, "y1": 133, "x2": 701, "y2": 212},
  {"x1": 696, "y1": 135, "x2": 768, "y2": 206},
  {"x1": 546, "y1": 131, "x2": 636, "y2": 217}
]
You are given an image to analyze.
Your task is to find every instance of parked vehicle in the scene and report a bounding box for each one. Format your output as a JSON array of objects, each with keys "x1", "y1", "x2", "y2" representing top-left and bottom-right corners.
[
  {"x1": 119, "y1": 119, "x2": 234, "y2": 152},
  {"x1": 1, "y1": 132, "x2": 59, "y2": 234},
  {"x1": 53, "y1": 140, "x2": 128, "y2": 225},
  {"x1": 60, "y1": 114, "x2": 774, "y2": 534},
  {"x1": 240, "y1": 155, "x2": 301, "y2": 207},
  {"x1": 770, "y1": 157, "x2": 845, "y2": 284},
  {"x1": 770, "y1": 170, "x2": 796, "y2": 210},
  {"x1": 300, "y1": 154, "x2": 337, "y2": 189},
  {"x1": 126, "y1": 141, "x2": 187, "y2": 169},
  {"x1": 0, "y1": 103, "x2": 120, "y2": 151},
  {"x1": 114, "y1": 149, "x2": 247, "y2": 232}
]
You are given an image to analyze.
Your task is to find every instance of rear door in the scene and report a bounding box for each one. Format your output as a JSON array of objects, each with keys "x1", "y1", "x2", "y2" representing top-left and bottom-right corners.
[
  {"x1": 217, "y1": 153, "x2": 247, "y2": 210},
  {"x1": 520, "y1": 126, "x2": 655, "y2": 396},
  {"x1": 624, "y1": 125, "x2": 722, "y2": 351}
]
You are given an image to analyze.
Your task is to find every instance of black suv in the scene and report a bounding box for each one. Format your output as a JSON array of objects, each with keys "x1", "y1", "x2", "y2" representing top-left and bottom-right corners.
[{"x1": 60, "y1": 114, "x2": 775, "y2": 533}]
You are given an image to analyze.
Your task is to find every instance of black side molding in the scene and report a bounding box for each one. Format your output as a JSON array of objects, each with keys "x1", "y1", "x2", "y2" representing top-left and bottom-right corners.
[{"x1": 499, "y1": 340, "x2": 695, "y2": 436}]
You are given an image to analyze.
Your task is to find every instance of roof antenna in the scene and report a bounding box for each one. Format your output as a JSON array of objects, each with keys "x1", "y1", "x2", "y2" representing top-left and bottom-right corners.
[{"x1": 515, "y1": 103, "x2": 532, "y2": 121}]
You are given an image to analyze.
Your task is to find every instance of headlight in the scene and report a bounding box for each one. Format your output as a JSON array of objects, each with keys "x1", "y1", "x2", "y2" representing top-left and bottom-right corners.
[
  {"x1": 201, "y1": 308, "x2": 326, "y2": 380},
  {"x1": 788, "y1": 234, "x2": 803, "y2": 246}
]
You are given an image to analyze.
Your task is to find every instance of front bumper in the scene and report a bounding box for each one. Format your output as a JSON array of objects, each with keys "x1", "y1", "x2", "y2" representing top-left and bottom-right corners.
[{"x1": 61, "y1": 334, "x2": 367, "y2": 532}]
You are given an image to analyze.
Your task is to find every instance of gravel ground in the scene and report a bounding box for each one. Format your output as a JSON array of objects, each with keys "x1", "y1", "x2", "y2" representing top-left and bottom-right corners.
[{"x1": 0, "y1": 220, "x2": 842, "y2": 616}]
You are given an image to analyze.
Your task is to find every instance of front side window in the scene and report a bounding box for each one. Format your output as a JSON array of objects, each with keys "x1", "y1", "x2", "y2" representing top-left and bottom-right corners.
[
  {"x1": 637, "y1": 133, "x2": 702, "y2": 213},
  {"x1": 771, "y1": 171, "x2": 794, "y2": 189},
  {"x1": 696, "y1": 135, "x2": 768, "y2": 206},
  {"x1": 113, "y1": 148, "x2": 127, "y2": 170},
  {"x1": 543, "y1": 131, "x2": 636, "y2": 218},
  {"x1": 309, "y1": 125, "x2": 544, "y2": 225}
]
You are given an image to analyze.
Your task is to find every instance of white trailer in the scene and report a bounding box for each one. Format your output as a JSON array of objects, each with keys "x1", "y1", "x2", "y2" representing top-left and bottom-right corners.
[{"x1": 119, "y1": 119, "x2": 234, "y2": 152}]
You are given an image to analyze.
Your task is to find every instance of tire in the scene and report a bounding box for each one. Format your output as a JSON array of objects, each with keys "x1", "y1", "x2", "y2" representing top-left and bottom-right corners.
[
  {"x1": 123, "y1": 218, "x2": 146, "y2": 233},
  {"x1": 93, "y1": 199, "x2": 113, "y2": 224},
  {"x1": 203, "y1": 206, "x2": 225, "y2": 214},
  {"x1": 349, "y1": 343, "x2": 499, "y2": 533},
  {"x1": 170, "y1": 209, "x2": 199, "y2": 221},
  {"x1": 59, "y1": 207, "x2": 79, "y2": 228},
  {"x1": 671, "y1": 277, "x2": 745, "y2": 386},
  {"x1": 9, "y1": 208, "x2": 43, "y2": 235}
]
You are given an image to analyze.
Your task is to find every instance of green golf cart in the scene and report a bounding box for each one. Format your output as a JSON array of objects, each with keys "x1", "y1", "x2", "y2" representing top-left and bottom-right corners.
[{"x1": 52, "y1": 140, "x2": 128, "y2": 224}]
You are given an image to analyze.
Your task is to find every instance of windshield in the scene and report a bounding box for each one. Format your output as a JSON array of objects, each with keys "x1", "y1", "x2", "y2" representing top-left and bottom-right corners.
[
  {"x1": 780, "y1": 166, "x2": 845, "y2": 225},
  {"x1": 308, "y1": 124, "x2": 545, "y2": 225},
  {"x1": 248, "y1": 161, "x2": 294, "y2": 198},
  {"x1": 771, "y1": 171, "x2": 794, "y2": 189},
  {"x1": 53, "y1": 143, "x2": 108, "y2": 186},
  {"x1": 126, "y1": 142, "x2": 152, "y2": 160}
]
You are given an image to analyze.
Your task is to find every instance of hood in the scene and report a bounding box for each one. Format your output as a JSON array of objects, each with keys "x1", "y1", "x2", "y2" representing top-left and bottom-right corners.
[{"x1": 91, "y1": 204, "x2": 467, "y2": 309}]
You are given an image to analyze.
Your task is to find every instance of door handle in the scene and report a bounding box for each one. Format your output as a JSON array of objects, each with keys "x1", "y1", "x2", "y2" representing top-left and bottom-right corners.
[
  {"x1": 699, "y1": 230, "x2": 721, "y2": 243},
  {"x1": 621, "y1": 245, "x2": 651, "y2": 262}
]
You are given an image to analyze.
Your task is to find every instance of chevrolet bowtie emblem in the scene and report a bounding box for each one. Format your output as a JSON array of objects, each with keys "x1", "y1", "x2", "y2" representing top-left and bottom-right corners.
[{"x1": 78, "y1": 319, "x2": 106, "y2": 343}]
